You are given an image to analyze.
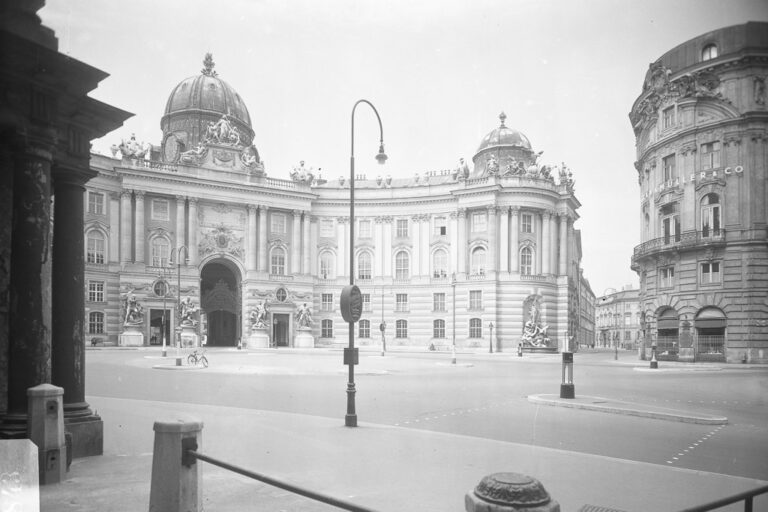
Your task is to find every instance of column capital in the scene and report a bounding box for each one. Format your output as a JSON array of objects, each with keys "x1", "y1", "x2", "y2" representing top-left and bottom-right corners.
[
  {"x1": 293, "y1": 209, "x2": 302, "y2": 218},
  {"x1": 52, "y1": 159, "x2": 96, "y2": 187},
  {"x1": 175, "y1": 195, "x2": 186, "y2": 203},
  {"x1": 449, "y1": 211, "x2": 458, "y2": 220},
  {"x1": 337, "y1": 216, "x2": 350, "y2": 224},
  {"x1": 133, "y1": 190, "x2": 146, "y2": 199},
  {"x1": 457, "y1": 208, "x2": 467, "y2": 218},
  {"x1": 187, "y1": 196, "x2": 199, "y2": 206},
  {"x1": 247, "y1": 204, "x2": 258, "y2": 213},
  {"x1": 542, "y1": 210, "x2": 553, "y2": 220},
  {"x1": 310, "y1": 215, "x2": 319, "y2": 223},
  {"x1": 121, "y1": 190, "x2": 132, "y2": 200},
  {"x1": 109, "y1": 191, "x2": 121, "y2": 201},
  {"x1": 258, "y1": 204, "x2": 268, "y2": 212},
  {"x1": 509, "y1": 206, "x2": 520, "y2": 215},
  {"x1": 487, "y1": 205, "x2": 498, "y2": 216}
]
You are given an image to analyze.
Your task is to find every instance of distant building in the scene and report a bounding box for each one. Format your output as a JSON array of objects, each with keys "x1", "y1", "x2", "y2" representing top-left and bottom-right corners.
[
  {"x1": 595, "y1": 287, "x2": 641, "y2": 350},
  {"x1": 629, "y1": 22, "x2": 768, "y2": 363}
]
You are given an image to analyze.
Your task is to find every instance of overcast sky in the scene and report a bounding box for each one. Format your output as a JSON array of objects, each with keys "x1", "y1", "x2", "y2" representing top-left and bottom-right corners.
[{"x1": 40, "y1": 0, "x2": 768, "y2": 297}]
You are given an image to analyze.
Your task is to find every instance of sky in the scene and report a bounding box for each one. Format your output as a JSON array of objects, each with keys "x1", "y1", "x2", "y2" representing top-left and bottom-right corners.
[{"x1": 39, "y1": 0, "x2": 768, "y2": 297}]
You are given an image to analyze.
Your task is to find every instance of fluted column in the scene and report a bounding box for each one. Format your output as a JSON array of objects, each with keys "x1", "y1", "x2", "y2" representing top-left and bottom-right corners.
[
  {"x1": 374, "y1": 217, "x2": 384, "y2": 277},
  {"x1": 558, "y1": 213, "x2": 569, "y2": 275},
  {"x1": 258, "y1": 205, "x2": 268, "y2": 272},
  {"x1": 542, "y1": 211, "x2": 551, "y2": 274},
  {"x1": 487, "y1": 206, "x2": 498, "y2": 273},
  {"x1": 510, "y1": 207, "x2": 520, "y2": 272},
  {"x1": 383, "y1": 217, "x2": 392, "y2": 276},
  {"x1": 450, "y1": 211, "x2": 458, "y2": 274},
  {"x1": 337, "y1": 217, "x2": 347, "y2": 277},
  {"x1": 176, "y1": 196, "x2": 186, "y2": 251},
  {"x1": 291, "y1": 210, "x2": 301, "y2": 275},
  {"x1": 499, "y1": 207, "x2": 509, "y2": 273},
  {"x1": 188, "y1": 197, "x2": 199, "y2": 265},
  {"x1": 247, "y1": 205, "x2": 257, "y2": 271},
  {"x1": 120, "y1": 191, "x2": 132, "y2": 262},
  {"x1": 134, "y1": 190, "x2": 145, "y2": 263},
  {"x1": 309, "y1": 215, "x2": 318, "y2": 275},
  {"x1": 411, "y1": 215, "x2": 421, "y2": 276},
  {"x1": 108, "y1": 192, "x2": 120, "y2": 263},
  {"x1": 302, "y1": 212, "x2": 311, "y2": 275},
  {"x1": 420, "y1": 216, "x2": 429, "y2": 276},
  {"x1": 457, "y1": 208, "x2": 467, "y2": 275},
  {"x1": 549, "y1": 212, "x2": 558, "y2": 274}
]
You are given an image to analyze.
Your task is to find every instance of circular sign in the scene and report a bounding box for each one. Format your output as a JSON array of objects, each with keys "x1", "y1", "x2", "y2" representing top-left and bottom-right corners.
[
  {"x1": 340, "y1": 285, "x2": 362, "y2": 323},
  {"x1": 379, "y1": 322, "x2": 386, "y2": 332}
]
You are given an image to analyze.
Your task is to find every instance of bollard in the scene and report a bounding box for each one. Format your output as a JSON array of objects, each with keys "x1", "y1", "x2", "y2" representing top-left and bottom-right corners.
[
  {"x1": 149, "y1": 418, "x2": 203, "y2": 512},
  {"x1": 27, "y1": 384, "x2": 67, "y2": 485},
  {"x1": 560, "y1": 352, "x2": 575, "y2": 399},
  {"x1": 465, "y1": 472, "x2": 560, "y2": 511},
  {"x1": 650, "y1": 343, "x2": 658, "y2": 369},
  {"x1": 517, "y1": 343, "x2": 523, "y2": 357}
]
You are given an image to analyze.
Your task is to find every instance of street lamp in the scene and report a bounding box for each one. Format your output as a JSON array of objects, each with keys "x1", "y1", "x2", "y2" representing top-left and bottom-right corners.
[
  {"x1": 344, "y1": 99, "x2": 387, "y2": 428},
  {"x1": 156, "y1": 265, "x2": 173, "y2": 357},
  {"x1": 451, "y1": 272, "x2": 456, "y2": 365},
  {"x1": 488, "y1": 321, "x2": 494, "y2": 354},
  {"x1": 380, "y1": 285, "x2": 386, "y2": 357},
  {"x1": 172, "y1": 246, "x2": 189, "y2": 351}
]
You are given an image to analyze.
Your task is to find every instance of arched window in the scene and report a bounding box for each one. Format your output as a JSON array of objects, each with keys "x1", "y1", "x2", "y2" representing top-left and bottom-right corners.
[
  {"x1": 358, "y1": 252, "x2": 372, "y2": 280},
  {"x1": 433, "y1": 319, "x2": 445, "y2": 339},
  {"x1": 321, "y1": 319, "x2": 333, "y2": 338},
  {"x1": 319, "y1": 252, "x2": 334, "y2": 279},
  {"x1": 86, "y1": 231, "x2": 105, "y2": 264},
  {"x1": 88, "y1": 312, "x2": 104, "y2": 334},
  {"x1": 471, "y1": 247, "x2": 486, "y2": 276},
  {"x1": 432, "y1": 249, "x2": 448, "y2": 278},
  {"x1": 702, "y1": 44, "x2": 718, "y2": 61},
  {"x1": 700, "y1": 193, "x2": 720, "y2": 238},
  {"x1": 271, "y1": 247, "x2": 286, "y2": 275},
  {"x1": 359, "y1": 319, "x2": 370, "y2": 338},
  {"x1": 395, "y1": 251, "x2": 409, "y2": 279},
  {"x1": 469, "y1": 318, "x2": 482, "y2": 338},
  {"x1": 396, "y1": 319, "x2": 408, "y2": 339},
  {"x1": 151, "y1": 237, "x2": 170, "y2": 267},
  {"x1": 520, "y1": 247, "x2": 533, "y2": 275}
]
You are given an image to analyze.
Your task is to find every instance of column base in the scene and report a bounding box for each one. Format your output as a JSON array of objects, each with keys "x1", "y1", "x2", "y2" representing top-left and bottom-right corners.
[
  {"x1": 0, "y1": 412, "x2": 29, "y2": 439},
  {"x1": 64, "y1": 402, "x2": 103, "y2": 458},
  {"x1": 559, "y1": 384, "x2": 575, "y2": 399}
]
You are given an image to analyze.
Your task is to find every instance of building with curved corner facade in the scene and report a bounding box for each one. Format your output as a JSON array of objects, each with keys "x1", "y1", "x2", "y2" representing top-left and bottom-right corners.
[
  {"x1": 83, "y1": 55, "x2": 593, "y2": 353},
  {"x1": 629, "y1": 22, "x2": 768, "y2": 363}
]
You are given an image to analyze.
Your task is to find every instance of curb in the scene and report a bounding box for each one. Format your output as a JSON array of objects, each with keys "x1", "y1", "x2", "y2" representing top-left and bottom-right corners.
[{"x1": 527, "y1": 394, "x2": 728, "y2": 425}]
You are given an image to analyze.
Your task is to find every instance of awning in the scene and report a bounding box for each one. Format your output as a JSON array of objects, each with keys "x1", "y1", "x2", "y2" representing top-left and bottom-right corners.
[
  {"x1": 657, "y1": 319, "x2": 679, "y2": 329},
  {"x1": 695, "y1": 318, "x2": 726, "y2": 328}
]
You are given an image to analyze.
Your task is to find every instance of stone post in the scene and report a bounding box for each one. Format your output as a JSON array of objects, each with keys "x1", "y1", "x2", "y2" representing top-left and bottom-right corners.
[
  {"x1": 187, "y1": 198, "x2": 198, "y2": 266},
  {"x1": 27, "y1": 384, "x2": 66, "y2": 485},
  {"x1": 120, "y1": 191, "x2": 132, "y2": 262},
  {"x1": 134, "y1": 190, "x2": 145, "y2": 263},
  {"x1": 509, "y1": 207, "x2": 520, "y2": 272},
  {"x1": 247, "y1": 205, "x2": 257, "y2": 271},
  {"x1": 302, "y1": 212, "x2": 311, "y2": 275},
  {"x1": 457, "y1": 208, "x2": 467, "y2": 275},
  {"x1": 149, "y1": 418, "x2": 203, "y2": 512},
  {"x1": 258, "y1": 205, "x2": 268, "y2": 272},
  {"x1": 542, "y1": 211, "x2": 551, "y2": 275},
  {"x1": 465, "y1": 472, "x2": 560, "y2": 512}
]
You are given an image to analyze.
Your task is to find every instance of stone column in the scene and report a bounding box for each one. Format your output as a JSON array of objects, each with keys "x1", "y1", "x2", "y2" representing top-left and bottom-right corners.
[
  {"x1": 51, "y1": 160, "x2": 102, "y2": 457},
  {"x1": 176, "y1": 196, "x2": 186, "y2": 251},
  {"x1": 108, "y1": 192, "x2": 120, "y2": 263},
  {"x1": 2, "y1": 138, "x2": 54, "y2": 436},
  {"x1": 420, "y1": 216, "x2": 429, "y2": 277},
  {"x1": 450, "y1": 211, "x2": 458, "y2": 274},
  {"x1": 134, "y1": 190, "x2": 145, "y2": 264},
  {"x1": 411, "y1": 215, "x2": 421, "y2": 276},
  {"x1": 291, "y1": 210, "x2": 301, "y2": 275},
  {"x1": 302, "y1": 212, "x2": 311, "y2": 275},
  {"x1": 310, "y1": 215, "x2": 318, "y2": 275},
  {"x1": 258, "y1": 205, "x2": 268, "y2": 272},
  {"x1": 457, "y1": 208, "x2": 467, "y2": 275},
  {"x1": 542, "y1": 210, "x2": 551, "y2": 275},
  {"x1": 535, "y1": 213, "x2": 543, "y2": 274},
  {"x1": 247, "y1": 205, "x2": 257, "y2": 271},
  {"x1": 549, "y1": 213, "x2": 558, "y2": 275},
  {"x1": 383, "y1": 217, "x2": 392, "y2": 276},
  {"x1": 499, "y1": 207, "x2": 509, "y2": 273},
  {"x1": 188, "y1": 198, "x2": 199, "y2": 266},
  {"x1": 337, "y1": 217, "x2": 347, "y2": 278},
  {"x1": 558, "y1": 213, "x2": 569, "y2": 275},
  {"x1": 509, "y1": 207, "x2": 520, "y2": 272},
  {"x1": 487, "y1": 206, "x2": 498, "y2": 274},
  {"x1": 374, "y1": 217, "x2": 383, "y2": 277},
  {"x1": 120, "y1": 191, "x2": 132, "y2": 262}
]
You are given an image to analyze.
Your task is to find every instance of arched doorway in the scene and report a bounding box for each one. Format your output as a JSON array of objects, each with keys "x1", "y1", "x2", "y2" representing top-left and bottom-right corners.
[
  {"x1": 695, "y1": 307, "x2": 726, "y2": 361},
  {"x1": 200, "y1": 259, "x2": 241, "y2": 347}
]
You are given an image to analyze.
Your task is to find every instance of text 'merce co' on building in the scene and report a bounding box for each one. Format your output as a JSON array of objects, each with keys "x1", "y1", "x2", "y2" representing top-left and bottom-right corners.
[
  {"x1": 84, "y1": 54, "x2": 594, "y2": 353},
  {"x1": 630, "y1": 22, "x2": 768, "y2": 363}
]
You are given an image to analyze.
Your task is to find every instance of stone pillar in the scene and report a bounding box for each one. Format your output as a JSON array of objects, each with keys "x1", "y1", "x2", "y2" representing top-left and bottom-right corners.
[
  {"x1": 383, "y1": 217, "x2": 392, "y2": 276},
  {"x1": 558, "y1": 213, "x2": 568, "y2": 276},
  {"x1": 108, "y1": 192, "x2": 120, "y2": 263},
  {"x1": 374, "y1": 217, "x2": 383, "y2": 277},
  {"x1": 188, "y1": 198, "x2": 199, "y2": 266},
  {"x1": 457, "y1": 208, "x2": 467, "y2": 275},
  {"x1": 549, "y1": 212, "x2": 558, "y2": 275},
  {"x1": 487, "y1": 206, "x2": 498, "y2": 274},
  {"x1": 51, "y1": 162, "x2": 102, "y2": 457},
  {"x1": 258, "y1": 205, "x2": 268, "y2": 272},
  {"x1": 337, "y1": 217, "x2": 347, "y2": 278},
  {"x1": 247, "y1": 205, "x2": 257, "y2": 271},
  {"x1": 499, "y1": 207, "x2": 509, "y2": 273},
  {"x1": 465, "y1": 472, "x2": 560, "y2": 512},
  {"x1": 420, "y1": 216, "x2": 429, "y2": 276},
  {"x1": 149, "y1": 419, "x2": 203, "y2": 512},
  {"x1": 309, "y1": 215, "x2": 318, "y2": 275},
  {"x1": 509, "y1": 207, "x2": 519, "y2": 272},
  {"x1": 176, "y1": 196, "x2": 186, "y2": 252},
  {"x1": 536, "y1": 213, "x2": 543, "y2": 274},
  {"x1": 450, "y1": 212, "x2": 458, "y2": 274},
  {"x1": 120, "y1": 191, "x2": 132, "y2": 262},
  {"x1": 302, "y1": 212, "x2": 311, "y2": 275},
  {"x1": 291, "y1": 210, "x2": 301, "y2": 275},
  {"x1": 542, "y1": 210, "x2": 551, "y2": 275},
  {"x1": 2, "y1": 139, "x2": 54, "y2": 437},
  {"x1": 134, "y1": 190, "x2": 145, "y2": 264},
  {"x1": 411, "y1": 215, "x2": 421, "y2": 276}
]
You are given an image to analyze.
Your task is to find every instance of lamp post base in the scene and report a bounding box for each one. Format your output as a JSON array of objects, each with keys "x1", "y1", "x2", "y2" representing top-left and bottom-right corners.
[
  {"x1": 560, "y1": 384, "x2": 575, "y2": 399},
  {"x1": 650, "y1": 360, "x2": 658, "y2": 369},
  {"x1": 345, "y1": 414, "x2": 357, "y2": 427}
]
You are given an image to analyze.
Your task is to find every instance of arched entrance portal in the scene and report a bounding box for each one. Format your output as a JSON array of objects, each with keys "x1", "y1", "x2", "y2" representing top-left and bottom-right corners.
[{"x1": 200, "y1": 259, "x2": 241, "y2": 347}]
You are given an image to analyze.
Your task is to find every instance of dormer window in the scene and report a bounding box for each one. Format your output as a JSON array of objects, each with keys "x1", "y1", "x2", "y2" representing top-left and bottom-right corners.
[{"x1": 702, "y1": 44, "x2": 718, "y2": 61}]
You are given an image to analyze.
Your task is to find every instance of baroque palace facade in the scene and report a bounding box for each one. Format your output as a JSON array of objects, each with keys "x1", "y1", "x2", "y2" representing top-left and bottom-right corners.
[
  {"x1": 630, "y1": 22, "x2": 768, "y2": 363},
  {"x1": 84, "y1": 55, "x2": 594, "y2": 352}
]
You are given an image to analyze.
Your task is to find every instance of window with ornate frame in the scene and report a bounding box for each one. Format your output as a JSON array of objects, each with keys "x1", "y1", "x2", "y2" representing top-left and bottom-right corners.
[
  {"x1": 395, "y1": 251, "x2": 409, "y2": 279},
  {"x1": 396, "y1": 218, "x2": 408, "y2": 238},
  {"x1": 521, "y1": 213, "x2": 533, "y2": 233},
  {"x1": 521, "y1": 246, "x2": 533, "y2": 275},
  {"x1": 662, "y1": 106, "x2": 676, "y2": 130},
  {"x1": 472, "y1": 211, "x2": 487, "y2": 232},
  {"x1": 659, "y1": 266, "x2": 675, "y2": 288},
  {"x1": 270, "y1": 247, "x2": 286, "y2": 275},
  {"x1": 86, "y1": 231, "x2": 106, "y2": 264},
  {"x1": 151, "y1": 237, "x2": 170, "y2": 267},
  {"x1": 88, "y1": 281, "x2": 105, "y2": 302},
  {"x1": 88, "y1": 191, "x2": 104, "y2": 215},
  {"x1": 702, "y1": 43, "x2": 718, "y2": 61},
  {"x1": 271, "y1": 213, "x2": 286, "y2": 234},
  {"x1": 319, "y1": 252, "x2": 333, "y2": 279},
  {"x1": 358, "y1": 252, "x2": 372, "y2": 280},
  {"x1": 701, "y1": 193, "x2": 720, "y2": 238},
  {"x1": 701, "y1": 141, "x2": 721, "y2": 170},
  {"x1": 358, "y1": 219, "x2": 372, "y2": 239},
  {"x1": 432, "y1": 248, "x2": 448, "y2": 278},
  {"x1": 662, "y1": 154, "x2": 676, "y2": 182},
  {"x1": 701, "y1": 261, "x2": 721, "y2": 284},
  {"x1": 470, "y1": 247, "x2": 486, "y2": 276}
]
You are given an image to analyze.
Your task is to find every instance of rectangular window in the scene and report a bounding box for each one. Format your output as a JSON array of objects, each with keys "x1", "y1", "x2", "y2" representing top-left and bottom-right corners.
[
  {"x1": 662, "y1": 214, "x2": 680, "y2": 244},
  {"x1": 359, "y1": 321, "x2": 370, "y2": 339},
  {"x1": 362, "y1": 293, "x2": 371, "y2": 312},
  {"x1": 469, "y1": 290, "x2": 482, "y2": 310},
  {"x1": 433, "y1": 293, "x2": 445, "y2": 312},
  {"x1": 624, "y1": 330, "x2": 632, "y2": 341},
  {"x1": 151, "y1": 199, "x2": 169, "y2": 221},
  {"x1": 662, "y1": 154, "x2": 676, "y2": 182},
  {"x1": 321, "y1": 293, "x2": 333, "y2": 312},
  {"x1": 660, "y1": 267, "x2": 675, "y2": 288},
  {"x1": 701, "y1": 142, "x2": 721, "y2": 170},
  {"x1": 396, "y1": 219, "x2": 408, "y2": 238},
  {"x1": 395, "y1": 293, "x2": 408, "y2": 312},
  {"x1": 662, "y1": 106, "x2": 675, "y2": 129},
  {"x1": 521, "y1": 213, "x2": 533, "y2": 234},
  {"x1": 270, "y1": 251, "x2": 285, "y2": 275},
  {"x1": 359, "y1": 220, "x2": 372, "y2": 238},
  {"x1": 433, "y1": 320, "x2": 445, "y2": 339},
  {"x1": 434, "y1": 216, "x2": 447, "y2": 236},
  {"x1": 320, "y1": 219, "x2": 334, "y2": 237},
  {"x1": 271, "y1": 213, "x2": 286, "y2": 234},
  {"x1": 701, "y1": 262, "x2": 721, "y2": 284},
  {"x1": 472, "y1": 212, "x2": 487, "y2": 232},
  {"x1": 88, "y1": 281, "x2": 105, "y2": 302},
  {"x1": 87, "y1": 234, "x2": 105, "y2": 264},
  {"x1": 625, "y1": 313, "x2": 631, "y2": 327},
  {"x1": 396, "y1": 320, "x2": 408, "y2": 339},
  {"x1": 88, "y1": 192, "x2": 104, "y2": 215},
  {"x1": 321, "y1": 320, "x2": 333, "y2": 338},
  {"x1": 89, "y1": 312, "x2": 104, "y2": 334}
]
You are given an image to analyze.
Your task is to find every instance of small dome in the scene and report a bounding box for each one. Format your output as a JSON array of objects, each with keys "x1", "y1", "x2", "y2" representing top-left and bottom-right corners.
[{"x1": 476, "y1": 112, "x2": 532, "y2": 153}]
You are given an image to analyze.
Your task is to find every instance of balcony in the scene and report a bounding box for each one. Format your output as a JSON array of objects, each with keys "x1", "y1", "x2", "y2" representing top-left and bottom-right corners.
[
  {"x1": 269, "y1": 274, "x2": 294, "y2": 282},
  {"x1": 631, "y1": 229, "x2": 727, "y2": 269}
]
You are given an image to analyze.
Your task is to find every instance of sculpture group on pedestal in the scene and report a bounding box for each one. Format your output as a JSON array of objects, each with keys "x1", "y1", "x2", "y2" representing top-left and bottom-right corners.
[
  {"x1": 521, "y1": 296, "x2": 551, "y2": 348},
  {"x1": 295, "y1": 302, "x2": 313, "y2": 328},
  {"x1": 249, "y1": 301, "x2": 269, "y2": 332},
  {"x1": 180, "y1": 296, "x2": 199, "y2": 326},
  {"x1": 123, "y1": 294, "x2": 145, "y2": 326}
]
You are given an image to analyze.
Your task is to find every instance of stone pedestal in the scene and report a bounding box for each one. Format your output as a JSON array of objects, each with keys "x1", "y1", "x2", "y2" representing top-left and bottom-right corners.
[
  {"x1": 246, "y1": 328, "x2": 270, "y2": 348},
  {"x1": 180, "y1": 324, "x2": 199, "y2": 348},
  {"x1": 294, "y1": 328, "x2": 315, "y2": 348},
  {"x1": 119, "y1": 325, "x2": 144, "y2": 347}
]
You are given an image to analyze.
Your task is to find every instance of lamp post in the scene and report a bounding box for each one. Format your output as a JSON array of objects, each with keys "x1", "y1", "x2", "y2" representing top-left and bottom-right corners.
[
  {"x1": 451, "y1": 272, "x2": 456, "y2": 364},
  {"x1": 344, "y1": 99, "x2": 387, "y2": 428},
  {"x1": 380, "y1": 285, "x2": 386, "y2": 356},
  {"x1": 173, "y1": 246, "x2": 189, "y2": 352},
  {"x1": 488, "y1": 321, "x2": 494, "y2": 354},
  {"x1": 157, "y1": 265, "x2": 173, "y2": 357}
]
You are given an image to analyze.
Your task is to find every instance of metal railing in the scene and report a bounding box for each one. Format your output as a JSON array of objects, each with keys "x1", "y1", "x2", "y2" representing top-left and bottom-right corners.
[
  {"x1": 656, "y1": 336, "x2": 679, "y2": 356},
  {"x1": 697, "y1": 335, "x2": 725, "y2": 355},
  {"x1": 678, "y1": 483, "x2": 768, "y2": 511}
]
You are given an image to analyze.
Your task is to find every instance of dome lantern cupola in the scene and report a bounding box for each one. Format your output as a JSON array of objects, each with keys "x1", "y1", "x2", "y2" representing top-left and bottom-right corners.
[{"x1": 471, "y1": 112, "x2": 535, "y2": 177}]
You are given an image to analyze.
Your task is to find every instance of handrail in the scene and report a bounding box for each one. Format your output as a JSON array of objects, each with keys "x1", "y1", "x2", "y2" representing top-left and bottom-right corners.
[
  {"x1": 677, "y1": 482, "x2": 768, "y2": 511},
  {"x1": 187, "y1": 449, "x2": 379, "y2": 512}
]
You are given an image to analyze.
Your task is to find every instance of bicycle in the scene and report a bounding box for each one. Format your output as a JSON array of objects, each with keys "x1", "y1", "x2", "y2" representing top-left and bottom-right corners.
[{"x1": 187, "y1": 349, "x2": 208, "y2": 367}]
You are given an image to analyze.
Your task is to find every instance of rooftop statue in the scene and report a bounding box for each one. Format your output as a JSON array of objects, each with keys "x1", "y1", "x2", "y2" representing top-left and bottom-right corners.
[
  {"x1": 290, "y1": 161, "x2": 314, "y2": 185},
  {"x1": 486, "y1": 154, "x2": 500, "y2": 176},
  {"x1": 180, "y1": 143, "x2": 208, "y2": 164},
  {"x1": 204, "y1": 114, "x2": 242, "y2": 147},
  {"x1": 118, "y1": 134, "x2": 149, "y2": 160}
]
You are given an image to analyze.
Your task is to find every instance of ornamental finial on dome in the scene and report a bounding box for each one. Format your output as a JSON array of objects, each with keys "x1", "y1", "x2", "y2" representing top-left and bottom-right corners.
[
  {"x1": 201, "y1": 53, "x2": 217, "y2": 76},
  {"x1": 499, "y1": 111, "x2": 507, "y2": 127}
]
